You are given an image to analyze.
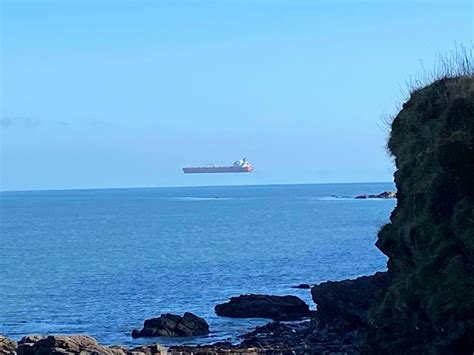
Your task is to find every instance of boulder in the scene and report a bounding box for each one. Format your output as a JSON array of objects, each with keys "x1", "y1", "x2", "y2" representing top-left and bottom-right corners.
[
  {"x1": 215, "y1": 294, "x2": 311, "y2": 321},
  {"x1": 15, "y1": 335, "x2": 125, "y2": 355},
  {"x1": 131, "y1": 312, "x2": 209, "y2": 338},
  {"x1": 0, "y1": 335, "x2": 17, "y2": 355}
]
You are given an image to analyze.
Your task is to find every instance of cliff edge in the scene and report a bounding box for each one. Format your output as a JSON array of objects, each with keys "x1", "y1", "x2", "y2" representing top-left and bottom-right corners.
[{"x1": 367, "y1": 75, "x2": 474, "y2": 353}]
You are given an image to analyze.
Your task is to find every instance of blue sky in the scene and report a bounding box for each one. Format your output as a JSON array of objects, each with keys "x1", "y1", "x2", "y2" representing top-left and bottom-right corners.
[{"x1": 1, "y1": 0, "x2": 472, "y2": 190}]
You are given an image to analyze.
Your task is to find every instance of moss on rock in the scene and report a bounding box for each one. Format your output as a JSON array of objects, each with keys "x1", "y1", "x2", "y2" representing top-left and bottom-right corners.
[{"x1": 367, "y1": 76, "x2": 474, "y2": 353}]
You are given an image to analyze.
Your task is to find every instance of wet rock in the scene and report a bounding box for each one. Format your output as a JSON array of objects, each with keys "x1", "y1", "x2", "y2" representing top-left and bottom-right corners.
[
  {"x1": 311, "y1": 272, "x2": 389, "y2": 330},
  {"x1": 131, "y1": 312, "x2": 209, "y2": 338},
  {"x1": 354, "y1": 191, "x2": 396, "y2": 199},
  {"x1": 241, "y1": 321, "x2": 306, "y2": 348},
  {"x1": 290, "y1": 283, "x2": 312, "y2": 289},
  {"x1": 15, "y1": 335, "x2": 125, "y2": 355},
  {"x1": 215, "y1": 294, "x2": 310, "y2": 321},
  {"x1": 168, "y1": 343, "x2": 295, "y2": 355},
  {"x1": 0, "y1": 335, "x2": 17, "y2": 355},
  {"x1": 127, "y1": 344, "x2": 167, "y2": 354}
]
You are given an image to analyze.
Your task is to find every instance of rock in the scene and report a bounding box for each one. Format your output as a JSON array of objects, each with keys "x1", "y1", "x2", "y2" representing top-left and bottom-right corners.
[
  {"x1": 168, "y1": 342, "x2": 295, "y2": 355},
  {"x1": 354, "y1": 191, "x2": 396, "y2": 199},
  {"x1": 18, "y1": 335, "x2": 45, "y2": 345},
  {"x1": 215, "y1": 294, "x2": 311, "y2": 321},
  {"x1": 367, "y1": 76, "x2": 474, "y2": 353},
  {"x1": 0, "y1": 335, "x2": 17, "y2": 354},
  {"x1": 16, "y1": 335, "x2": 45, "y2": 355},
  {"x1": 311, "y1": 272, "x2": 389, "y2": 330},
  {"x1": 127, "y1": 344, "x2": 167, "y2": 354},
  {"x1": 290, "y1": 283, "x2": 312, "y2": 289},
  {"x1": 131, "y1": 312, "x2": 209, "y2": 338},
  {"x1": 15, "y1": 335, "x2": 125, "y2": 355}
]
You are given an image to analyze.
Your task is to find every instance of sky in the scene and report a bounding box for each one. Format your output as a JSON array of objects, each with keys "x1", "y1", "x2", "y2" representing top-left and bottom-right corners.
[{"x1": 0, "y1": 0, "x2": 472, "y2": 191}]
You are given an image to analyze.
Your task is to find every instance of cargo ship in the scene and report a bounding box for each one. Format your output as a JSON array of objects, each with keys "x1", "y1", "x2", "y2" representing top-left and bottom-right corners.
[{"x1": 183, "y1": 158, "x2": 254, "y2": 174}]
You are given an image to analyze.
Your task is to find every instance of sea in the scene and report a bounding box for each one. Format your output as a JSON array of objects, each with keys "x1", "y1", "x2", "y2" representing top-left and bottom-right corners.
[{"x1": 0, "y1": 183, "x2": 396, "y2": 347}]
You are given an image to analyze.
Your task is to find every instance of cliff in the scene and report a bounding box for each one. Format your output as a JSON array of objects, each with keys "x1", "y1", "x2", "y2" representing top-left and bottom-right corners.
[{"x1": 367, "y1": 75, "x2": 474, "y2": 353}]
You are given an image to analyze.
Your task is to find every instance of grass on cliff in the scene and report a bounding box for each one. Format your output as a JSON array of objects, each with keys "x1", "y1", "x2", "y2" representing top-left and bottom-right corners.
[
  {"x1": 368, "y1": 50, "x2": 474, "y2": 352},
  {"x1": 380, "y1": 45, "x2": 473, "y2": 146},
  {"x1": 406, "y1": 45, "x2": 473, "y2": 94}
]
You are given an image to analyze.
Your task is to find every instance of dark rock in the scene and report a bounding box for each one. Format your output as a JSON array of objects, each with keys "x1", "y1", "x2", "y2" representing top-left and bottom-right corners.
[
  {"x1": 127, "y1": 343, "x2": 168, "y2": 354},
  {"x1": 240, "y1": 319, "x2": 363, "y2": 354},
  {"x1": 18, "y1": 335, "x2": 45, "y2": 345},
  {"x1": 168, "y1": 343, "x2": 294, "y2": 354},
  {"x1": 368, "y1": 76, "x2": 474, "y2": 353},
  {"x1": 0, "y1": 335, "x2": 17, "y2": 355},
  {"x1": 215, "y1": 294, "x2": 311, "y2": 321},
  {"x1": 241, "y1": 321, "x2": 307, "y2": 347},
  {"x1": 354, "y1": 191, "x2": 396, "y2": 199},
  {"x1": 15, "y1": 335, "x2": 125, "y2": 355},
  {"x1": 311, "y1": 272, "x2": 389, "y2": 330},
  {"x1": 290, "y1": 283, "x2": 312, "y2": 289},
  {"x1": 16, "y1": 335, "x2": 45, "y2": 355},
  {"x1": 131, "y1": 312, "x2": 209, "y2": 338}
]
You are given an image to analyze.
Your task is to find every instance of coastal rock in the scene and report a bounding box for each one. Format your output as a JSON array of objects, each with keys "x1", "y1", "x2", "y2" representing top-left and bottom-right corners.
[
  {"x1": 240, "y1": 321, "x2": 307, "y2": 348},
  {"x1": 15, "y1": 335, "x2": 125, "y2": 355},
  {"x1": 16, "y1": 335, "x2": 45, "y2": 355},
  {"x1": 168, "y1": 342, "x2": 295, "y2": 355},
  {"x1": 127, "y1": 344, "x2": 167, "y2": 354},
  {"x1": 354, "y1": 191, "x2": 396, "y2": 199},
  {"x1": 131, "y1": 312, "x2": 209, "y2": 338},
  {"x1": 0, "y1": 335, "x2": 17, "y2": 355},
  {"x1": 311, "y1": 272, "x2": 389, "y2": 330},
  {"x1": 290, "y1": 283, "x2": 312, "y2": 289},
  {"x1": 367, "y1": 76, "x2": 474, "y2": 353},
  {"x1": 215, "y1": 294, "x2": 310, "y2": 321},
  {"x1": 18, "y1": 335, "x2": 45, "y2": 345}
]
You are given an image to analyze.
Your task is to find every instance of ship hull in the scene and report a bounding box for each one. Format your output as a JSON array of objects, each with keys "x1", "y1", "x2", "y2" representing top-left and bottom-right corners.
[{"x1": 183, "y1": 166, "x2": 253, "y2": 174}]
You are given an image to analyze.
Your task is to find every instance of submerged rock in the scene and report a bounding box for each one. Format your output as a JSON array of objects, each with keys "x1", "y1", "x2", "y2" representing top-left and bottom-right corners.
[
  {"x1": 131, "y1": 312, "x2": 209, "y2": 338},
  {"x1": 290, "y1": 283, "x2": 312, "y2": 289},
  {"x1": 215, "y1": 294, "x2": 310, "y2": 321}
]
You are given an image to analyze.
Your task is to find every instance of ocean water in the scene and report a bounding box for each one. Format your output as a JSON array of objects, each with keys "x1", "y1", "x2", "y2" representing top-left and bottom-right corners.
[{"x1": 0, "y1": 183, "x2": 396, "y2": 347}]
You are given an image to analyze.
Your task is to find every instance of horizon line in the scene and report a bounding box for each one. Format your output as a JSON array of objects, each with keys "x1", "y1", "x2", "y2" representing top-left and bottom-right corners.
[{"x1": 0, "y1": 181, "x2": 394, "y2": 194}]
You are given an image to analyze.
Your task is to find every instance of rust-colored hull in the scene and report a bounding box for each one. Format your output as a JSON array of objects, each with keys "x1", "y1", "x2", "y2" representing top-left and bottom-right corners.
[{"x1": 183, "y1": 166, "x2": 253, "y2": 174}]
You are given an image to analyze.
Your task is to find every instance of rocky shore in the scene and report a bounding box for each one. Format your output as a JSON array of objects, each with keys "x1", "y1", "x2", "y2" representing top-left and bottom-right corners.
[
  {"x1": 2, "y1": 75, "x2": 473, "y2": 354},
  {"x1": 0, "y1": 273, "x2": 385, "y2": 354}
]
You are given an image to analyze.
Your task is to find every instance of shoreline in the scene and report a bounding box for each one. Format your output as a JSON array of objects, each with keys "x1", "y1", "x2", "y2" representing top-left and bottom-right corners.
[{"x1": 1, "y1": 272, "x2": 388, "y2": 354}]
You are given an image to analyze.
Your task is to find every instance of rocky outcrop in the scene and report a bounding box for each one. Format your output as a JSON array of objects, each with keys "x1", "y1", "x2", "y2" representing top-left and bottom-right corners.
[
  {"x1": 367, "y1": 76, "x2": 474, "y2": 353},
  {"x1": 215, "y1": 294, "x2": 311, "y2": 321},
  {"x1": 131, "y1": 312, "x2": 209, "y2": 338},
  {"x1": 354, "y1": 191, "x2": 396, "y2": 199},
  {"x1": 233, "y1": 273, "x2": 388, "y2": 353},
  {"x1": 0, "y1": 335, "x2": 17, "y2": 355},
  {"x1": 15, "y1": 335, "x2": 125, "y2": 355},
  {"x1": 311, "y1": 272, "x2": 389, "y2": 331}
]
